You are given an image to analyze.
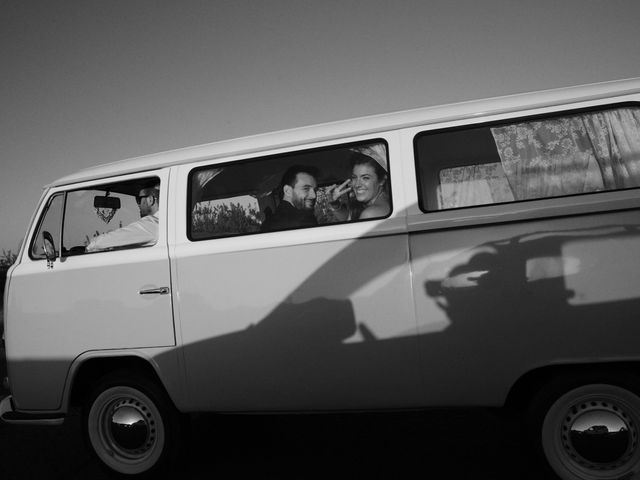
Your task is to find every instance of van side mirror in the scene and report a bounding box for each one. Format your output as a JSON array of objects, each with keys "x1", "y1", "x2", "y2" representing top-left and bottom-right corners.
[{"x1": 42, "y1": 231, "x2": 56, "y2": 267}]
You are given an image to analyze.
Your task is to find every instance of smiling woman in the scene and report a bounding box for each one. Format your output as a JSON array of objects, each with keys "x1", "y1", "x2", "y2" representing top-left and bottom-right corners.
[{"x1": 327, "y1": 151, "x2": 391, "y2": 221}]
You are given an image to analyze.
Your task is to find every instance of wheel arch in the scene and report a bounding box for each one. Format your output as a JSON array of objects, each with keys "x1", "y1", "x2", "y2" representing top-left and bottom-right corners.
[
  {"x1": 65, "y1": 352, "x2": 173, "y2": 410},
  {"x1": 504, "y1": 361, "x2": 640, "y2": 413}
]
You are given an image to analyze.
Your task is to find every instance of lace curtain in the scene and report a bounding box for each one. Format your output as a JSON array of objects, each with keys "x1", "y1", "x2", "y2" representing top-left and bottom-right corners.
[
  {"x1": 491, "y1": 108, "x2": 640, "y2": 201},
  {"x1": 439, "y1": 163, "x2": 514, "y2": 209},
  {"x1": 438, "y1": 108, "x2": 640, "y2": 209}
]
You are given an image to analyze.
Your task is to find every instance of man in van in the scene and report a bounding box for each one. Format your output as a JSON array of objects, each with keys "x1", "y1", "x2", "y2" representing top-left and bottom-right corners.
[
  {"x1": 260, "y1": 165, "x2": 318, "y2": 232},
  {"x1": 85, "y1": 183, "x2": 160, "y2": 252}
]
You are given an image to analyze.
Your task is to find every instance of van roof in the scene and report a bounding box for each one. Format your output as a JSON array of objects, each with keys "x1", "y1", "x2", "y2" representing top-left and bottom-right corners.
[{"x1": 49, "y1": 77, "x2": 640, "y2": 188}]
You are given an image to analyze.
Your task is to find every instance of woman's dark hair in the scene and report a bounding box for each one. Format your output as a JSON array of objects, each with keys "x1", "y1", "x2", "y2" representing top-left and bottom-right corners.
[{"x1": 349, "y1": 152, "x2": 387, "y2": 181}]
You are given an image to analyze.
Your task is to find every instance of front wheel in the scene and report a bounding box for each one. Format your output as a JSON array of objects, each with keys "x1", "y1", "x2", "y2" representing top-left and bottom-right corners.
[
  {"x1": 534, "y1": 381, "x2": 640, "y2": 480},
  {"x1": 83, "y1": 372, "x2": 182, "y2": 477}
]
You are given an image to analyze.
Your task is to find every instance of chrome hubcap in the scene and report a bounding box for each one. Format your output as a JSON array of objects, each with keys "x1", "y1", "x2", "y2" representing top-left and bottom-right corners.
[
  {"x1": 88, "y1": 385, "x2": 166, "y2": 475},
  {"x1": 101, "y1": 397, "x2": 158, "y2": 458},
  {"x1": 562, "y1": 399, "x2": 637, "y2": 470},
  {"x1": 109, "y1": 402, "x2": 153, "y2": 452}
]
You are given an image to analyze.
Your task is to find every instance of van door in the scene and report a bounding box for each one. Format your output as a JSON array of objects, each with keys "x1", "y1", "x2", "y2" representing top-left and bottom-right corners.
[
  {"x1": 171, "y1": 138, "x2": 421, "y2": 411},
  {"x1": 6, "y1": 171, "x2": 174, "y2": 411}
]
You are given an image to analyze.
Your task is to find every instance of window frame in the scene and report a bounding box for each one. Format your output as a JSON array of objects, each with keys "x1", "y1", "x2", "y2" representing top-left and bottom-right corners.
[
  {"x1": 186, "y1": 138, "x2": 392, "y2": 242},
  {"x1": 28, "y1": 192, "x2": 66, "y2": 261},
  {"x1": 413, "y1": 101, "x2": 640, "y2": 214},
  {"x1": 68, "y1": 175, "x2": 162, "y2": 256},
  {"x1": 29, "y1": 174, "x2": 163, "y2": 259}
]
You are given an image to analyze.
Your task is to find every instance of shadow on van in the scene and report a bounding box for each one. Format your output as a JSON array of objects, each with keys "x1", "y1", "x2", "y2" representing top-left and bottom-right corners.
[
  {"x1": 413, "y1": 219, "x2": 640, "y2": 400},
  {"x1": 6, "y1": 205, "x2": 640, "y2": 414},
  {"x1": 178, "y1": 290, "x2": 424, "y2": 411},
  {"x1": 160, "y1": 207, "x2": 640, "y2": 412}
]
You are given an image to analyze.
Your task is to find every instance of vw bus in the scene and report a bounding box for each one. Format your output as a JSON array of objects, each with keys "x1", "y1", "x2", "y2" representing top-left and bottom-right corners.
[{"x1": 3, "y1": 77, "x2": 640, "y2": 480}]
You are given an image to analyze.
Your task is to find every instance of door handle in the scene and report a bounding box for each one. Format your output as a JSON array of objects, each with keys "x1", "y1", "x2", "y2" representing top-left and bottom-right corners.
[{"x1": 139, "y1": 287, "x2": 170, "y2": 295}]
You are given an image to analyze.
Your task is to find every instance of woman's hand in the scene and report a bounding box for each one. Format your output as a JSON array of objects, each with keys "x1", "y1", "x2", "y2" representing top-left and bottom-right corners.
[{"x1": 326, "y1": 179, "x2": 351, "y2": 203}]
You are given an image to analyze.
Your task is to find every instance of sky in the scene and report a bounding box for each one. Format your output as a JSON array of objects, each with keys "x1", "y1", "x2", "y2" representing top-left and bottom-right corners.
[{"x1": 2, "y1": 0, "x2": 640, "y2": 253}]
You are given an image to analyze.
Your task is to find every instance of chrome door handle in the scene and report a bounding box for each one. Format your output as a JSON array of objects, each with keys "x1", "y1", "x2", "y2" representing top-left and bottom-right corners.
[{"x1": 139, "y1": 287, "x2": 170, "y2": 295}]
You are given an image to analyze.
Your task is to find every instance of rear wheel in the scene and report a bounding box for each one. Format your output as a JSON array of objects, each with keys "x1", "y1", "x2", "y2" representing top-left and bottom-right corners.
[
  {"x1": 531, "y1": 378, "x2": 640, "y2": 480},
  {"x1": 83, "y1": 372, "x2": 182, "y2": 477}
]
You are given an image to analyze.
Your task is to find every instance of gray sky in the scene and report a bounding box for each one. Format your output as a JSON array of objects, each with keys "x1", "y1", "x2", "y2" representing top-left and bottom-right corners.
[{"x1": 2, "y1": 0, "x2": 640, "y2": 253}]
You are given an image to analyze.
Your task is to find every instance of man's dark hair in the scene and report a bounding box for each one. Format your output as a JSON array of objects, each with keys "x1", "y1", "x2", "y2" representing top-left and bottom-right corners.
[
  {"x1": 139, "y1": 182, "x2": 160, "y2": 203},
  {"x1": 149, "y1": 186, "x2": 160, "y2": 203},
  {"x1": 279, "y1": 165, "x2": 318, "y2": 198}
]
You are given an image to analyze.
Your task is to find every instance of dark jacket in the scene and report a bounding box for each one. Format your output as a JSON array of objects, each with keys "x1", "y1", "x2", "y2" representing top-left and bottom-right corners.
[{"x1": 260, "y1": 201, "x2": 317, "y2": 232}]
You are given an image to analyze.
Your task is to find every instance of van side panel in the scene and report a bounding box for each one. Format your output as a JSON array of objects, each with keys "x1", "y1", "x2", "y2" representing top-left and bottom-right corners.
[
  {"x1": 409, "y1": 207, "x2": 640, "y2": 406},
  {"x1": 6, "y1": 250, "x2": 175, "y2": 410},
  {"x1": 174, "y1": 233, "x2": 422, "y2": 411}
]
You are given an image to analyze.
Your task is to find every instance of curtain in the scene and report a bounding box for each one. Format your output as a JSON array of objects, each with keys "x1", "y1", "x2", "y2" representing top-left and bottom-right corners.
[
  {"x1": 192, "y1": 167, "x2": 224, "y2": 202},
  {"x1": 582, "y1": 108, "x2": 640, "y2": 189},
  {"x1": 491, "y1": 108, "x2": 640, "y2": 201},
  {"x1": 438, "y1": 162, "x2": 514, "y2": 209}
]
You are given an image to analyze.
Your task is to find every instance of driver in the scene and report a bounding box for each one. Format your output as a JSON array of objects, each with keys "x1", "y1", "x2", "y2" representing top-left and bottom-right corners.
[{"x1": 86, "y1": 184, "x2": 160, "y2": 252}]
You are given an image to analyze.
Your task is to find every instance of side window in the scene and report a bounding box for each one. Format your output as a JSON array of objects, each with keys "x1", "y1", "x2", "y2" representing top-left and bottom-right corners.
[
  {"x1": 415, "y1": 106, "x2": 640, "y2": 211},
  {"x1": 30, "y1": 194, "x2": 64, "y2": 260},
  {"x1": 63, "y1": 177, "x2": 160, "y2": 255},
  {"x1": 189, "y1": 140, "x2": 391, "y2": 240}
]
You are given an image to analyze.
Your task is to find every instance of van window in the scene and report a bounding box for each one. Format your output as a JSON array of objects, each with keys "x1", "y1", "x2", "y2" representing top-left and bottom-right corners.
[
  {"x1": 188, "y1": 140, "x2": 390, "y2": 240},
  {"x1": 30, "y1": 193, "x2": 64, "y2": 260},
  {"x1": 62, "y1": 177, "x2": 160, "y2": 255},
  {"x1": 415, "y1": 106, "x2": 640, "y2": 211}
]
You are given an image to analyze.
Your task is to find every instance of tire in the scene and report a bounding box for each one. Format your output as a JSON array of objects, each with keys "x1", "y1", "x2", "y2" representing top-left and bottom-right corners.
[
  {"x1": 82, "y1": 371, "x2": 184, "y2": 477},
  {"x1": 529, "y1": 377, "x2": 640, "y2": 480}
]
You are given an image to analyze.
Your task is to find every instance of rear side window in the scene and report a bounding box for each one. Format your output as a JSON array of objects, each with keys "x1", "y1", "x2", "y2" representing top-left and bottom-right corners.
[
  {"x1": 415, "y1": 105, "x2": 640, "y2": 211},
  {"x1": 188, "y1": 140, "x2": 391, "y2": 240}
]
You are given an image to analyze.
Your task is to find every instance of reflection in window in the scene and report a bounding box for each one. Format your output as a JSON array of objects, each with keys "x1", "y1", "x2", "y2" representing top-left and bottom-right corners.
[{"x1": 192, "y1": 195, "x2": 262, "y2": 239}]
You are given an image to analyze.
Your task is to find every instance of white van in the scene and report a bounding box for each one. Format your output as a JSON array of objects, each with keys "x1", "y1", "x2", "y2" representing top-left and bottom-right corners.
[{"x1": 3, "y1": 77, "x2": 640, "y2": 479}]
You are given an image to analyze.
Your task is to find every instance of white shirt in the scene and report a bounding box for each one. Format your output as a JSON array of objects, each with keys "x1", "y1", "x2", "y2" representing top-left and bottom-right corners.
[{"x1": 85, "y1": 212, "x2": 159, "y2": 252}]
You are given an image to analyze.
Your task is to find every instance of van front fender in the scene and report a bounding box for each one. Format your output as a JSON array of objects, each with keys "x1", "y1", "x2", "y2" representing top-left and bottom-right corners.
[{"x1": 60, "y1": 346, "x2": 186, "y2": 415}]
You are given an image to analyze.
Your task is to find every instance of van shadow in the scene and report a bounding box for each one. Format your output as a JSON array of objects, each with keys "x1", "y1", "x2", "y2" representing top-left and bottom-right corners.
[
  {"x1": 179, "y1": 408, "x2": 546, "y2": 479},
  {"x1": 5, "y1": 209, "x2": 640, "y2": 478},
  {"x1": 421, "y1": 223, "x2": 640, "y2": 349},
  {"x1": 179, "y1": 292, "x2": 423, "y2": 410},
  {"x1": 180, "y1": 297, "x2": 359, "y2": 408},
  {"x1": 168, "y1": 210, "x2": 640, "y2": 411},
  {"x1": 412, "y1": 220, "x2": 640, "y2": 403},
  {"x1": 7, "y1": 211, "x2": 640, "y2": 412}
]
